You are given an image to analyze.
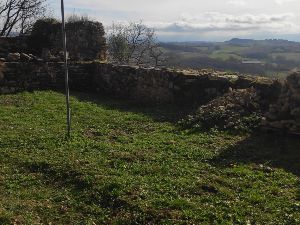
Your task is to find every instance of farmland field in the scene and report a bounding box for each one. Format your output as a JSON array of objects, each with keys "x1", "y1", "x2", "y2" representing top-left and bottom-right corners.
[{"x1": 161, "y1": 39, "x2": 300, "y2": 77}]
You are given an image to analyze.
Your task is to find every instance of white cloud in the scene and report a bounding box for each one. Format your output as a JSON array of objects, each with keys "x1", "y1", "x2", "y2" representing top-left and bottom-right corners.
[
  {"x1": 227, "y1": 0, "x2": 246, "y2": 7},
  {"x1": 149, "y1": 12, "x2": 297, "y2": 33},
  {"x1": 275, "y1": 0, "x2": 296, "y2": 5},
  {"x1": 142, "y1": 12, "x2": 300, "y2": 41},
  {"x1": 49, "y1": 0, "x2": 300, "y2": 41}
]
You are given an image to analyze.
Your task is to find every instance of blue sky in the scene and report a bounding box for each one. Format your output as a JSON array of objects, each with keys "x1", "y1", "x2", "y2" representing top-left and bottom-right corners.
[{"x1": 49, "y1": 0, "x2": 300, "y2": 42}]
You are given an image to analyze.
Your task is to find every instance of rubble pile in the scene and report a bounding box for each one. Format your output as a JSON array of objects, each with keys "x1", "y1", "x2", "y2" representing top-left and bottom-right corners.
[
  {"x1": 180, "y1": 88, "x2": 262, "y2": 131},
  {"x1": 0, "y1": 51, "x2": 68, "y2": 62},
  {"x1": 0, "y1": 53, "x2": 39, "y2": 62}
]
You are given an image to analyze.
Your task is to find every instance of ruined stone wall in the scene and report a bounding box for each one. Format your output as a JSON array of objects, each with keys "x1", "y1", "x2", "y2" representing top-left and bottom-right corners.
[
  {"x1": 264, "y1": 72, "x2": 300, "y2": 133},
  {"x1": 0, "y1": 62, "x2": 93, "y2": 94},
  {"x1": 1, "y1": 61, "x2": 299, "y2": 132},
  {"x1": 27, "y1": 20, "x2": 107, "y2": 61},
  {"x1": 0, "y1": 20, "x2": 107, "y2": 61},
  {"x1": 0, "y1": 61, "x2": 280, "y2": 105},
  {"x1": 93, "y1": 63, "x2": 280, "y2": 106},
  {"x1": 4, "y1": 61, "x2": 300, "y2": 133},
  {"x1": 0, "y1": 37, "x2": 28, "y2": 58}
]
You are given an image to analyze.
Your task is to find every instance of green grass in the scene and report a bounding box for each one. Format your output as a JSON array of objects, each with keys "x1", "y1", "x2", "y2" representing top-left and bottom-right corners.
[
  {"x1": 210, "y1": 52, "x2": 242, "y2": 61},
  {"x1": 0, "y1": 91, "x2": 300, "y2": 224},
  {"x1": 271, "y1": 52, "x2": 300, "y2": 62},
  {"x1": 264, "y1": 70, "x2": 289, "y2": 79},
  {"x1": 218, "y1": 45, "x2": 251, "y2": 53}
]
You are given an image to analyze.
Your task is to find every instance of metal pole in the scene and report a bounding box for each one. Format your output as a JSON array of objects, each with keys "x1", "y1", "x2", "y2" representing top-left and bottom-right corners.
[{"x1": 61, "y1": 0, "x2": 71, "y2": 138}]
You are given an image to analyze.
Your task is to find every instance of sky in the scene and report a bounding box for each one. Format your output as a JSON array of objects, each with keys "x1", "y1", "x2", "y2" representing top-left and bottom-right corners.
[{"x1": 49, "y1": 0, "x2": 300, "y2": 42}]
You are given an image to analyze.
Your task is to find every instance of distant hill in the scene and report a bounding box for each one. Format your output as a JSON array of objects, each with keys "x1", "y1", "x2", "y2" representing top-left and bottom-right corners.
[
  {"x1": 225, "y1": 38, "x2": 256, "y2": 46},
  {"x1": 161, "y1": 38, "x2": 300, "y2": 46},
  {"x1": 226, "y1": 38, "x2": 300, "y2": 46},
  {"x1": 159, "y1": 38, "x2": 300, "y2": 78}
]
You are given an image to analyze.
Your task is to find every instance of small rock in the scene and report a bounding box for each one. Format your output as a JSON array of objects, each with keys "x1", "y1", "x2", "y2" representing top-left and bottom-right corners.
[
  {"x1": 291, "y1": 107, "x2": 300, "y2": 117},
  {"x1": 28, "y1": 54, "x2": 37, "y2": 59},
  {"x1": 50, "y1": 56, "x2": 60, "y2": 62},
  {"x1": 201, "y1": 185, "x2": 218, "y2": 194},
  {"x1": 260, "y1": 164, "x2": 274, "y2": 173},
  {"x1": 41, "y1": 48, "x2": 52, "y2": 61},
  {"x1": 58, "y1": 51, "x2": 69, "y2": 60},
  {"x1": 7, "y1": 53, "x2": 20, "y2": 62},
  {"x1": 20, "y1": 53, "x2": 32, "y2": 62}
]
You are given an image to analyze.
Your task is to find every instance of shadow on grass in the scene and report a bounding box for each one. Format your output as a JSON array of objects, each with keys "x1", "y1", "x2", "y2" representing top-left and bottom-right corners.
[
  {"x1": 21, "y1": 161, "x2": 135, "y2": 213},
  {"x1": 39, "y1": 91, "x2": 300, "y2": 197},
  {"x1": 72, "y1": 91, "x2": 300, "y2": 177},
  {"x1": 298, "y1": 181, "x2": 300, "y2": 202},
  {"x1": 211, "y1": 131, "x2": 300, "y2": 204},
  {"x1": 70, "y1": 91, "x2": 193, "y2": 124},
  {"x1": 211, "y1": 132, "x2": 300, "y2": 177},
  {"x1": 21, "y1": 160, "x2": 169, "y2": 223}
]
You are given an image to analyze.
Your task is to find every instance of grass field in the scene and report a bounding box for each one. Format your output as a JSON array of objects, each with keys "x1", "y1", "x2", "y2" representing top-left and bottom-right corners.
[
  {"x1": 162, "y1": 41, "x2": 300, "y2": 77},
  {"x1": 0, "y1": 91, "x2": 300, "y2": 224},
  {"x1": 271, "y1": 52, "x2": 300, "y2": 62}
]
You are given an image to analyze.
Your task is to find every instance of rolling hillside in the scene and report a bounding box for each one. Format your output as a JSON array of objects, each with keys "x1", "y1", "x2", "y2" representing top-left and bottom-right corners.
[{"x1": 161, "y1": 38, "x2": 300, "y2": 78}]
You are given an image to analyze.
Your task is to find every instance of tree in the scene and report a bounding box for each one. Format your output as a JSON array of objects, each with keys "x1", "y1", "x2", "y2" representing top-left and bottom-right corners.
[
  {"x1": 107, "y1": 21, "x2": 166, "y2": 66},
  {"x1": 66, "y1": 13, "x2": 89, "y2": 23},
  {"x1": 149, "y1": 45, "x2": 167, "y2": 67},
  {"x1": 0, "y1": 0, "x2": 47, "y2": 36},
  {"x1": 108, "y1": 30, "x2": 130, "y2": 64}
]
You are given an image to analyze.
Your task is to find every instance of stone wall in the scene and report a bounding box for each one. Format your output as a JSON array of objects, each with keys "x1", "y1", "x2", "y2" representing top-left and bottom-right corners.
[
  {"x1": 0, "y1": 37, "x2": 28, "y2": 58},
  {"x1": 0, "y1": 61, "x2": 280, "y2": 105},
  {"x1": 5, "y1": 61, "x2": 300, "y2": 132},
  {"x1": 27, "y1": 19, "x2": 107, "y2": 61},
  {"x1": 264, "y1": 72, "x2": 300, "y2": 133},
  {"x1": 0, "y1": 20, "x2": 107, "y2": 61},
  {"x1": 93, "y1": 64, "x2": 281, "y2": 106},
  {"x1": 1, "y1": 61, "x2": 299, "y2": 133},
  {"x1": 0, "y1": 62, "x2": 93, "y2": 94}
]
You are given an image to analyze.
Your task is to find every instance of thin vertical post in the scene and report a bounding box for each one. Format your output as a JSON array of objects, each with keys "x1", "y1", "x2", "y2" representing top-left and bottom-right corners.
[{"x1": 61, "y1": 0, "x2": 71, "y2": 138}]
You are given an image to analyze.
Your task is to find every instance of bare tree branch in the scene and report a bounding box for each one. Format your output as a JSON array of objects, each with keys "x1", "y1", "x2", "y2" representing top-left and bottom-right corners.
[
  {"x1": 0, "y1": 0, "x2": 47, "y2": 36},
  {"x1": 107, "y1": 21, "x2": 167, "y2": 67}
]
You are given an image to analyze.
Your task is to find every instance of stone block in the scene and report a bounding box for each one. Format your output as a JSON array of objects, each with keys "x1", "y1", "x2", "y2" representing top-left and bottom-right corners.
[
  {"x1": 20, "y1": 53, "x2": 33, "y2": 62},
  {"x1": 7, "y1": 53, "x2": 20, "y2": 62}
]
